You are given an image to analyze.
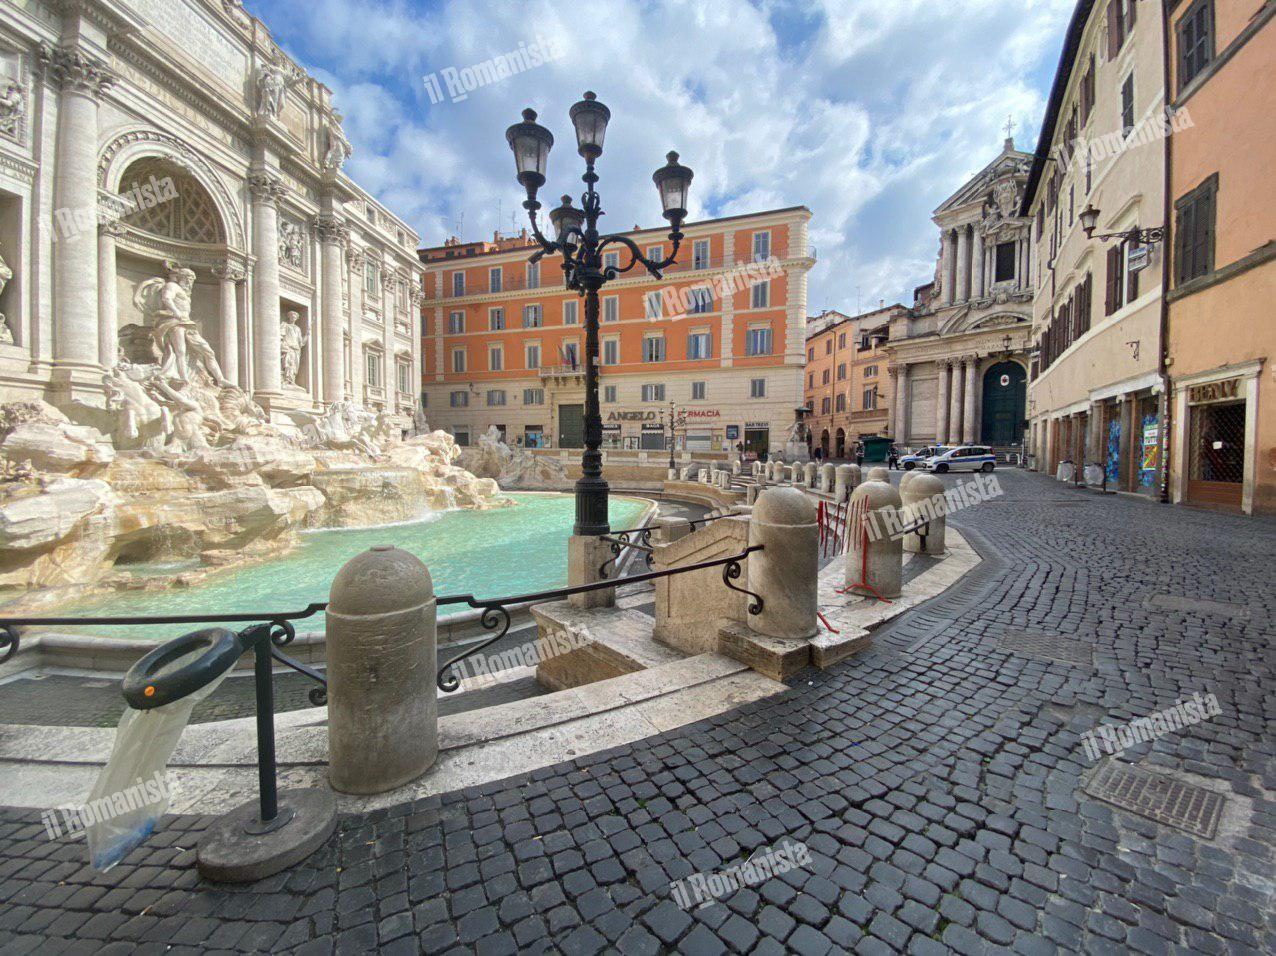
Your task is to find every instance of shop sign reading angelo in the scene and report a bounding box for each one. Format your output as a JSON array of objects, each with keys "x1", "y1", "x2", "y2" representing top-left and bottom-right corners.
[{"x1": 606, "y1": 411, "x2": 658, "y2": 422}]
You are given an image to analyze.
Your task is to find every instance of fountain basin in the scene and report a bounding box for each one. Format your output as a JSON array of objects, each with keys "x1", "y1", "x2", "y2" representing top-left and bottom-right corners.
[{"x1": 4, "y1": 493, "x2": 652, "y2": 646}]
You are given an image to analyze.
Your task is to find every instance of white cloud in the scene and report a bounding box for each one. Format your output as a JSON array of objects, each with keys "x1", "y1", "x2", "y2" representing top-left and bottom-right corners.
[{"x1": 256, "y1": 0, "x2": 1071, "y2": 310}]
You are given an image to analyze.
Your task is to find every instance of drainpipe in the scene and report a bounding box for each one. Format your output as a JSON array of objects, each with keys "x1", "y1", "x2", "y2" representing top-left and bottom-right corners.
[{"x1": 1157, "y1": 0, "x2": 1174, "y2": 504}]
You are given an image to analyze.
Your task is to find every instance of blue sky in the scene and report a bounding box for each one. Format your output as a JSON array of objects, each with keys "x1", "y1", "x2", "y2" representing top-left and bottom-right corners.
[{"x1": 251, "y1": 0, "x2": 1074, "y2": 312}]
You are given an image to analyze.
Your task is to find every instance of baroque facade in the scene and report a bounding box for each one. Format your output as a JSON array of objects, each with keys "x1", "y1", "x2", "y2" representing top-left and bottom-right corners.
[
  {"x1": 884, "y1": 138, "x2": 1035, "y2": 449},
  {"x1": 0, "y1": 0, "x2": 423, "y2": 429},
  {"x1": 420, "y1": 207, "x2": 814, "y2": 458}
]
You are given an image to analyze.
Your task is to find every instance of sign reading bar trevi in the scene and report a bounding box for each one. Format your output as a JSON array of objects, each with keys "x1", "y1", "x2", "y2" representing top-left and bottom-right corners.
[{"x1": 1188, "y1": 379, "x2": 1241, "y2": 406}]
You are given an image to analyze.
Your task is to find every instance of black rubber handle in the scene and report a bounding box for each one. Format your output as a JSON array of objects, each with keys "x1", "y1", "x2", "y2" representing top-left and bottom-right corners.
[{"x1": 122, "y1": 628, "x2": 243, "y2": 710}]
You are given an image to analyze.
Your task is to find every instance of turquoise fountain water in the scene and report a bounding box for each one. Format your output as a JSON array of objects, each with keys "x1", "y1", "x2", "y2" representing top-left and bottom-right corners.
[{"x1": 43, "y1": 493, "x2": 650, "y2": 640}]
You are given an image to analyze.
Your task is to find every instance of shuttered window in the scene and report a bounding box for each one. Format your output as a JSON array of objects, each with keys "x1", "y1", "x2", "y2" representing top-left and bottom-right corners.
[{"x1": 1174, "y1": 174, "x2": 1218, "y2": 286}]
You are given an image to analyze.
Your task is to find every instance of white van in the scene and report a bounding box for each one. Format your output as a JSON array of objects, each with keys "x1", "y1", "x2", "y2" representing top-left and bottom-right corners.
[{"x1": 924, "y1": 445, "x2": 996, "y2": 474}]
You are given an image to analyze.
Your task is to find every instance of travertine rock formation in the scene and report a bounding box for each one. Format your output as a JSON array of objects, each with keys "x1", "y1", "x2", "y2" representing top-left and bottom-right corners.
[{"x1": 0, "y1": 395, "x2": 503, "y2": 604}]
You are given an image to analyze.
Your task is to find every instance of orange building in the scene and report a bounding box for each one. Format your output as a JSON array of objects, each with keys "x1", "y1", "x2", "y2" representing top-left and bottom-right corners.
[
  {"x1": 419, "y1": 207, "x2": 814, "y2": 457},
  {"x1": 1164, "y1": 0, "x2": 1275, "y2": 514},
  {"x1": 803, "y1": 305, "x2": 898, "y2": 459}
]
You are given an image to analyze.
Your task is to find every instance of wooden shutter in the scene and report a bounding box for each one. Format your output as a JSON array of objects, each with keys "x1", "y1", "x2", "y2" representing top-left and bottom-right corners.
[{"x1": 1107, "y1": 0, "x2": 1120, "y2": 59}]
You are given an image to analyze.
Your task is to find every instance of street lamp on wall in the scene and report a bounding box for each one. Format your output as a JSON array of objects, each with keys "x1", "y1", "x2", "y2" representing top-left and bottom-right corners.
[
  {"x1": 506, "y1": 92, "x2": 694, "y2": 536},
  {"x1": 1078, "y1": 203, "x2": 1164, "y2": 245}
]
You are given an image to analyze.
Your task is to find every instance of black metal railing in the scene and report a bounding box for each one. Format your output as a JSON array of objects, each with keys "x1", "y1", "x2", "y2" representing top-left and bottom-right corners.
[
  {"x1": 433, "y1": 545, "x2": 763, "y2": 692},
  {"x1": 0, "y1": 543, "x2": 766, "y2": 833}
]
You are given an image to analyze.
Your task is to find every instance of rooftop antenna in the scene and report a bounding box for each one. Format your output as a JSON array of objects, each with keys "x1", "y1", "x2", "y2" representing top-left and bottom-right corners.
[{"x1": 449, "y1": 212, "x2": 464, "y2": 239}]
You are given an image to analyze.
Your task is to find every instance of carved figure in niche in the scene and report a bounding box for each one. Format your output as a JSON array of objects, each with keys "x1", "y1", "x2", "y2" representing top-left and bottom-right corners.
[
  {"x1": 322, "y1": 114, "x2": 352, "y2": 170},
  {"x1": 254, "y1": 62, "x2": 301, "y2": 119},
  {"x1": 133, "y1": 265, "x2": 230, "y2": 386},
  {"x1": 280, "y1": 310, "x2": 308, "y2": 386},
  {"x1": 0, "y1": 79, "x2": 22, "y2": 139},
  {"x1": 278, "y1": 219, "x2": 305, "y2": 269},
  {"x1": 0, "y1": 245, "x2": 12, "y2": 344}
]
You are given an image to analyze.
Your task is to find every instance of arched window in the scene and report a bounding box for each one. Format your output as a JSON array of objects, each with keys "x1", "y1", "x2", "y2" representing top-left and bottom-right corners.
[{"x1": 117, "y1": 158, "x2": 225, "y2": 245}]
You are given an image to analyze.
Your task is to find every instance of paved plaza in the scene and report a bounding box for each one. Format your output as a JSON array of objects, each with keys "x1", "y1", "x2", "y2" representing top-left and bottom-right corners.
[{"x1": 1, "y1": 470, "x2": 1273, "y2": 955}]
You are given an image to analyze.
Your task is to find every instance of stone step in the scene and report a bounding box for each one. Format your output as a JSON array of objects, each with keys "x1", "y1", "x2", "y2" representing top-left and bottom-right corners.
[{"x1": 531, "y1": 601, "x2": 684, "y2": 691}]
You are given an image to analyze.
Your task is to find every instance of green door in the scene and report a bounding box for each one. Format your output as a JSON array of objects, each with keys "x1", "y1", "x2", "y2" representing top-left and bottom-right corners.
[
  {"x1": 558, "y1": 404, "x2": 584, "y2": 449},
  {"x1": 980, "y1": 362, "x2": 1026, "y2": 446}
]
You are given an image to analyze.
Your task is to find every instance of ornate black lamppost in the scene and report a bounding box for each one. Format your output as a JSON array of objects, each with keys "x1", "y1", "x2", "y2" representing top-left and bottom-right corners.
[
  {"x1": 1078, "y1": 204, "x2": 1164, "y2": 245},
  {"x1": 505, "y1": 92, "x2": 693, "y2": 537},
  {"x1": 662, "y1": 401, "x2": 687, "y2": 472}
]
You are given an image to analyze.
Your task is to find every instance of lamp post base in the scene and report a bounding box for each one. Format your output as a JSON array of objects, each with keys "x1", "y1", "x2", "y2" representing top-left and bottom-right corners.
[
  {"x1": 573, "y1": 475, "x2": 610, "y2": 538},
  {"x1": 196, "y1": 787, "x2": 337, "y2": 883}
]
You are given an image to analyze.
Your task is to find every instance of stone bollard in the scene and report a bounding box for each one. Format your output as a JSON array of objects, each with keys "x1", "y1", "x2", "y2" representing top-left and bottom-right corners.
[
  {"x1": 328, "y1": 546, "x2": 438, "y2": 794},
  {"x1": 901, "y1": 472, "x2": 946, "y2": 555},
  {"x1": 804, "y1": 462, "x2": 818, "y2": 487},
  {"x1": 867, "y1": 466, "x2": 890, "y2": 482},
  {"x1": 833, "y1": 464, "x2": 852, "y2": 502},
  {"x1": 745, "y1": 483, "x2": 759, "y2": 505},
  {"x1": 819, "y1": 463, "x2": 836, "y2": 493},
  {"x1": 787, "y1": 463, "x2": 801, "y2": 487},
  {"x1": 748, "y1": 488, "x2": 818, "y2": 640},
  {"x1": 718, "y1": 471, "x2": 731, "y2": 490},
  {"x1": 667, "y1": 467, "x2": 677, "y2": 480},
  {"x1": 732, "y1": 460, "x2": 741, "y2": 476},
  {"x1": 568, "y1": 534, "x2": 615, "y2": 609},
  {"x1": 898, "y1": 470, "x2": 919, "y2": 498},
  {"x1": 752, "y1": 461, "x2": 763, "y2": 478},
  {"x1": 845, "y1": 479, "x2": 903, "y2": 599}
]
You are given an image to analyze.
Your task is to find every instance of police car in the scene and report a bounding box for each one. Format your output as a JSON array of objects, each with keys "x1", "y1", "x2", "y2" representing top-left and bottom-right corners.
[
  {"x1": 923, "y1": 445, "x2": 996, "y2": 474},
  {"x1": 899, "y1": 446, "x2": 951, "y2": 470}
]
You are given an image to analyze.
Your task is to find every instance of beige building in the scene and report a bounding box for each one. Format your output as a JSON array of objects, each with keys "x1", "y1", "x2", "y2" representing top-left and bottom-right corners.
[
  {"x1": 1022, "y1": 0, "x2": 1166, "y2": 495},
  {"x1": 420, "y1": 207, "x2": 814, "y2": 459},
  {"x1": 804, "y1": 306, "x2": 897, "y2": 458},
  {"x1": 885, "y1": 139, "x2": 1035, "y2": 450}
]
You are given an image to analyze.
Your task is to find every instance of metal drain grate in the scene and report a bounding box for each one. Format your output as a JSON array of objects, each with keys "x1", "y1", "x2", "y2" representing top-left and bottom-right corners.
[
  {"x1": 997, "y1": 631, "x2": 1093, "y2": 666},
  {"x1": 1085, "y1": 762, "x2": 1225, "y2": 839},
  {"x1": 1145, "y1": 594, "x2": 1251, "y2": 621}
]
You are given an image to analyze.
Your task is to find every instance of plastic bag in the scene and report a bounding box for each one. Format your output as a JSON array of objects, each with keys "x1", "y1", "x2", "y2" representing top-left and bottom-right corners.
[{"x1": 84, "y1": 652, "x2": 233, "y2": 870}]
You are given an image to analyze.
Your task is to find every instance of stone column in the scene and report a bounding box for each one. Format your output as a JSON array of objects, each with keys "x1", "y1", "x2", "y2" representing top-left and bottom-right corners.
[
  {"x1": 347, "y1": 248, "x2": 365, "y2": 402},
  {"x1": 894, "y1": 364, "x2": 909, "y2": 444},
  {"x1": 936, "y1": 361, "x2": 952, "y2": 445},
  {"x1": 963, "y1": 358, "x2": 978, "y2": 444},
  {"x1": 747, "y1": 488, "x2": 818, "y2": 641},
  {"x1": 972, "y1": 229, "x2": 985, "y2": 299},
  {"x1": 948, "y1": 360, "x2": 965, "y2": 444},
  {"x1": 248, "y1": 172, "x2": 286, "y2": 403},
  {"x1": 886, "y1": 366, "x2": 899, "y2": 438},
  {"x1": 97, "y1": 221, "x2": 123, "y2": 369},
  {"x1": 940, "y1": 231, "x2": 956, "y2": 307},
  {"x1": 41, "y1": 45, "x2": 115, "y2": 369},
  {"x1": 327, "y1": 546, "x2": 438, "y2": 794},
  {"x1": 212, "y1": 263, "x2": 244, "y2": 387},
  {"x1": 955, "y1": 226, "x2": 971, "y2": 304},
  {"x1": 315, "y1": 215, "x2": 348, "y2": 404}
]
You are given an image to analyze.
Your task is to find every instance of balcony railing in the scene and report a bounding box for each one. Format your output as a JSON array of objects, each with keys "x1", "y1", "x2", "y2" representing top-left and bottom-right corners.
[{"x1": 426, "y1": 245, "x2": 813, "y2": 301}]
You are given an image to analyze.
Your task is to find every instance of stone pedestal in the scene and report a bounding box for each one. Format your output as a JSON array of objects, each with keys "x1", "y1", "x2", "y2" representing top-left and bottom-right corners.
[
  {"x1": 901, "y1": 472, "x2": 946, "y2": 555},
  {"x1": 568, "y1": 534, "x2": 615, "y2": 609},
  {"x1": 748, "y1": 488, "x2": 818, "y2": 640},
  {"x1": 803, "y1": 462, "x2": 818, "y2": 487},
  {"x1": 846, "y1": 479, "x2": 903, "y2": 599},
  {"x1": 327, "y1": 546, "x2": 437, "y2": 794}
]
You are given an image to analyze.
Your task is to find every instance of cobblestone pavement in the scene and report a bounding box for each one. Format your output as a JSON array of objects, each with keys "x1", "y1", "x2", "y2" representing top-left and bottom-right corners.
[{"x1": 1, "y1": 470, "x2": 1273, "y2": 954}]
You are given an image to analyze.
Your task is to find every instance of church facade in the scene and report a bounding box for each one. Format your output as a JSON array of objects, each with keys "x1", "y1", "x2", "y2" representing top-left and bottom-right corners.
[
  {"x1": 0, "y1": 0, "x2": 423, "y2": 430},
  {"x1": 885, "y1": 139, "x2": 1035, "y2": 451}
]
